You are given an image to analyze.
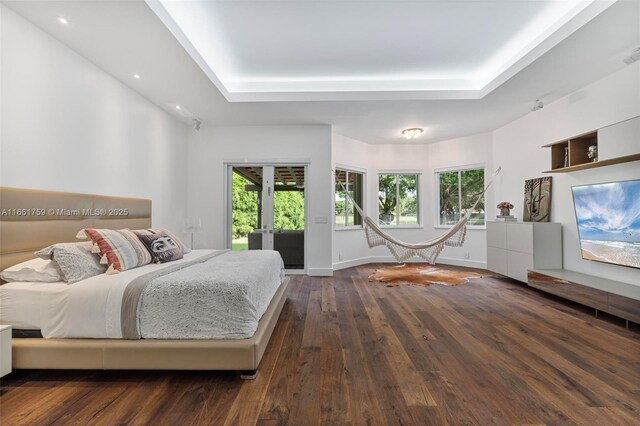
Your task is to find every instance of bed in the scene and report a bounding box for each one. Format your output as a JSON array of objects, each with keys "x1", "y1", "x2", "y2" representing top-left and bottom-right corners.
[{"x1": 0, "y1": 187, "x2": 290, "y2": 375}]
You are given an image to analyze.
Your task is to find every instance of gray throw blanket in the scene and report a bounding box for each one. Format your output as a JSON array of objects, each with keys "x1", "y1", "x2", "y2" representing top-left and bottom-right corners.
[{"x1": 121, "y1": 250, "x2": 285, "y2": 339}]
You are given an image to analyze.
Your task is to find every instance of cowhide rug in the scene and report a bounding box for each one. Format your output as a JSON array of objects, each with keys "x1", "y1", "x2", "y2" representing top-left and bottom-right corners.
[{"x1": 368, "y1": 264, "x2": 495, "y2": 287}]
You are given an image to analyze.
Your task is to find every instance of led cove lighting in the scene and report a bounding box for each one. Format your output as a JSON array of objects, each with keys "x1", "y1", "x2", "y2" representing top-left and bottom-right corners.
[
  {"x1": 133, "y1": 74, "x2": 141, "y2": 79},
  {"x1": 150, "y1": 0, "x2": 610, "y2": 101},
  {"x1": 57, "y1": 16, "x2": 68, "y2": 24},
  {"x1": 401, "y1": 128, "x2": 424, "y2": 139}
]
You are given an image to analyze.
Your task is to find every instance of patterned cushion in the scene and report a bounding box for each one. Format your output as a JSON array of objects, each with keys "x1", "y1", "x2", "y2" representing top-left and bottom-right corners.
[
  {"x1": 76, "y1": 228, "x2": 152, "y2": 267},
  {"x1": 136, "y1": 232, "x2": 184, "y2": 264},
  {"x1": 133, "y1": 228, "x2": 190, "y2": 254},
  {"x1": 81, "y1": 229, "x2": 141, "y2": 274},
  {"x1": 35, "y1": 242, "x2": 106, "y2": 283},
  {"x1": 118, "y1": 229, "x2": 153, "y2": 266}
]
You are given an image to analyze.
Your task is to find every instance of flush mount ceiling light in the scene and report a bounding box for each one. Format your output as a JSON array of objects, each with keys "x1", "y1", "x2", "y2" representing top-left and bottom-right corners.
[
  {"x1": 401, "y1": 128, "x2": 424, "y2": 139},
  {"x1": 57, "y1": 16, "x2": 69, "y2": 24},
  {"x1": 175, "y1": 105, "x2": 181, "y2": 110},
  {"x1": 133, "y1": 74, "x2": 141, "y2": 79}
]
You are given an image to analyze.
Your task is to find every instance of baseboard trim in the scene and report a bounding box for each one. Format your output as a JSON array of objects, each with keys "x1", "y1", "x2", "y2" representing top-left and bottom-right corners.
[
  {"x1": 307, "y1": 268, "x2": 334, "y2": 277},
  {"x1": 333, "y1": 256, "x2": 487, "y2": 271},
  {"x1": 332, "y1": 257, "x2": 373, "y2": 271},
  {"x1": 437, "y1": 257, "x2": 487, "y2": 269}
]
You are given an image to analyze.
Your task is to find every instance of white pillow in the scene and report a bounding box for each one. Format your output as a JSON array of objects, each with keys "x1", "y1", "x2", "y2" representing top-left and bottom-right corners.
[{"x1": 0, "y1": 258, "x2": 62, "y2": 282}]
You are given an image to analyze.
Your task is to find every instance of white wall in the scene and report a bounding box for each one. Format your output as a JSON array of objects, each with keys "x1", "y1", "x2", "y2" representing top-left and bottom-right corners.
[
  {"x1": 187, "y1": 125, "x2": 333, "y2": 276},
  {"x1": 332, "y1": 132, "x2": 494, "y2": 270},
  {"x1": 493, "y1": 63, "x2": 640, "y2": 286},
  {"x1": 0, "y1": 6, "x2": 189, "y2": 235}
]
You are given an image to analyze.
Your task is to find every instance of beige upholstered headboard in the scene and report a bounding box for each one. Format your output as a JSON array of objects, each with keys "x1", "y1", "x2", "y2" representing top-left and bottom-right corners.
[{"x1": 0, "y1": 187, "x2": 151, "y2": 271}]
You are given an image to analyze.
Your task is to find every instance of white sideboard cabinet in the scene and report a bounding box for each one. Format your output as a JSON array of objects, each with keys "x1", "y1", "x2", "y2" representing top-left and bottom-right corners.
[{"x1": 487, "y1": 221, "x2": 562, "y2": 282}]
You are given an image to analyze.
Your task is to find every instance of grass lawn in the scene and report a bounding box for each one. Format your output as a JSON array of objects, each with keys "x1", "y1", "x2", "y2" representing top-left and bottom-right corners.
[{"x1": 232, "y1": 237, "x2": 248, "y2": 251}]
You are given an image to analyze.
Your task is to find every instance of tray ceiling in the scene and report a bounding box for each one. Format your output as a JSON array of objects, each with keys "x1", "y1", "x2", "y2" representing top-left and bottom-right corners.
[{"x1": 149, "y1": 0, "x2": 616, "y2": 101}]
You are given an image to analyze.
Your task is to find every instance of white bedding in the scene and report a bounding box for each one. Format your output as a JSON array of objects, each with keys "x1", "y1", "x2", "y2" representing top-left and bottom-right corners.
[
  {"x1": 0, "y1": 249, "x2": 285, "y2": 340},
  {"x1": 0, "y1": 281, "x2": 68, "y2": 330}
]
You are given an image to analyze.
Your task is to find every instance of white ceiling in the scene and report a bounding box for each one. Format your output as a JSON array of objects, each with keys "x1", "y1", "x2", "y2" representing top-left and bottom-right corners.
[
  {"x1": 3, "y1": 0, "x2": 639, "y2": 144},
  {"x1": 150, "y1": 0, "x2": 614, "y2": 101}
]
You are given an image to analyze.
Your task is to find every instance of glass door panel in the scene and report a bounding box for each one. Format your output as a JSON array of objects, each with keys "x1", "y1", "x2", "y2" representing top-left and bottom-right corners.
[
  {"x1": 273, "y1": 166, "x2": 305, "y2": 270},
  {"x1": 230, "y1": 165, "x2": 305, "y2": 271},
  {"x1": 231, "y1": 166, "x2": 273, "y2": 251}
]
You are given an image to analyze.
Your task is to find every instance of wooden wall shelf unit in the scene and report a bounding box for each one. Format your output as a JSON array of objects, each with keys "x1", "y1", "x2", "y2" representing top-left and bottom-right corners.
[
  {"x1": 543, "y1": 153, "x2": 640, "y2": 173},
  {"x1": 542, "y1": 116, "x2": 640, "y2": 173},
  {"x1": 543, "y1": 131, "x2": 599, "y2": 173},
  {"x1": 528, "y1": 269, "x2": 640, "y2": 327}
]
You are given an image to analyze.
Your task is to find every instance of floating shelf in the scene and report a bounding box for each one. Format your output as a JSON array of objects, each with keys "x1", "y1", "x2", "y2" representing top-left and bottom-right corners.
[
  {"x1": 543, "y1": 153, "x2": 640, "y2": 173},
  {"x1": 542, "y1": 120, "x2": 640, "y2": 173}
]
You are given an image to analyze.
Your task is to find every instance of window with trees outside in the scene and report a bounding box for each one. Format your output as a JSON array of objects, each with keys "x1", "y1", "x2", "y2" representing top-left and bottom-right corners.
[
  {"x1": 335, "y1": 169, "x2": 364, "y2": 228},
  {"x1": 378, "y1": 173, "x2": 419, "y2": 226},
  {"x1": 436, "y1": 167, "x2": 485, "y2": 227}
]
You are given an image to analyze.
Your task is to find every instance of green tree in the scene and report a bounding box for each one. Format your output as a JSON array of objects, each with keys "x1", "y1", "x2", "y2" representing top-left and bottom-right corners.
[
  {"x1": 378, "y1": 175, "x2": 397, "y2": 223},
  {"x1": 232, "y1": 172, "x2": 305, "y2": 239},
  {"x1": 439, "y1": 171, "x2": 460, "y2": 223},
  {"x1": 232, "y1": 173, "x2": 258, "y2": 239},
  {"x1": 378, "y1": 174, "x2": 417, "y2": 224},
  {"x1": 274, "y1": 191, "x2": 305, "y2": 230},
  {"x1": 439, "y1": 169, "x2": 485, "y2": 225}
]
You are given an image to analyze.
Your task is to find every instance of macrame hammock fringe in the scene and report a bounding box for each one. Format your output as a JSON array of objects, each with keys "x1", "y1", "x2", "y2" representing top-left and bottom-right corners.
[{"x1": 336, "y1": 167, "x2": 501, "y2": 264}]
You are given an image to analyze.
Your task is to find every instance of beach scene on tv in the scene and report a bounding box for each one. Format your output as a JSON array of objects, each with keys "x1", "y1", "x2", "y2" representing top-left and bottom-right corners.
[{"x1": 572, "y1": 179, "x2": 640, "y2": 269}]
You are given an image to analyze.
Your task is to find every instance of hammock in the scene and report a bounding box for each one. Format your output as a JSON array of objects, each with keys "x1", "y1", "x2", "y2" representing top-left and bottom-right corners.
[{"x1": 336, "y1": 167, "x2": 501, "y2": 264}]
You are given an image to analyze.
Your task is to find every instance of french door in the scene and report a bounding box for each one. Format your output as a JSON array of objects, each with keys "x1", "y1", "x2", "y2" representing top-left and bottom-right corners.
[{"x1": 227, "y1": 164, "x2": 307, "y2": 273}]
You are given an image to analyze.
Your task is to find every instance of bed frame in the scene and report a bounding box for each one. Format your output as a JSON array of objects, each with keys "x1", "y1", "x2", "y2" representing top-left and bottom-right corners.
[{"x1": 0, "y1": 187, "x2": 289, "y2": 375}]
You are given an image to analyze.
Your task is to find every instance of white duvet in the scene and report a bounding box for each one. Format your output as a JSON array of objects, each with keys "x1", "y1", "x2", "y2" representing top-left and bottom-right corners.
[{"x1": 5, "y1": 250, "x2": 285, "y2": 339}]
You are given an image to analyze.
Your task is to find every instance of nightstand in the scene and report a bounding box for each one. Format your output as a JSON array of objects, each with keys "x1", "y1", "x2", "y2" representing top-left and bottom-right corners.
[{"x1": 0, "y1": 325, "x2": 11, "y2": 377}]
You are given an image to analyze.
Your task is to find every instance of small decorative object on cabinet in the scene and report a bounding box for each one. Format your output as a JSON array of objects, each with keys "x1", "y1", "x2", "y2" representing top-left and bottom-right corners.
[
  {"x1": 0, "y1": 325, "x2": 11, "y2": 377},
  {"x1": 487, "y1": 221, "x2": 562, "y2": 283},
  {"x1": 523, "y1": 177, "x2": 552, "y2": 222},
  {"x1": 496, "y1": 201, "x2": 514, "y2": 217}
]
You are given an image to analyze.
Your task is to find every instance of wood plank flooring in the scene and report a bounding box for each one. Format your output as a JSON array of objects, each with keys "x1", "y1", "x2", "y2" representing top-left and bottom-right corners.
[{"x1": 1, "y1": 264, "x2": 639, "y2": 425}]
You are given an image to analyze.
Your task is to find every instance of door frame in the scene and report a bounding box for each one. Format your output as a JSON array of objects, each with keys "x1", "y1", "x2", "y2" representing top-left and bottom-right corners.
[{"x1": 224, "y1": 160, "x2": 309, "y2": 275}]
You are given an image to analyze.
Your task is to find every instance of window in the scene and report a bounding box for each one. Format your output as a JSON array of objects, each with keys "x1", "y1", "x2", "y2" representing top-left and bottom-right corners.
[
  {"x1": 436, "y1": 167, "x2": 485, "y2": 227},
  {"x1": 335, "y1": 169, "x2": 364, "y2": 228},
  {"x1": 378, "y1": 173, "x2": 419, "y2": 226}
]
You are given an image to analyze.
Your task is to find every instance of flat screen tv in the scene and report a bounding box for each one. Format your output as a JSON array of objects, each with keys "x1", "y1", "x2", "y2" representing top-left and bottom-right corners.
[{"x1": 571, "y1": 179, "x2": 640, "y2": 270}]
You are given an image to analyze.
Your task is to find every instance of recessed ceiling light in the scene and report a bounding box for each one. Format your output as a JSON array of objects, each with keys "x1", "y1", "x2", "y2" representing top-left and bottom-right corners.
[
  {"x1": 57, "y1": 16, "x2": 68, "y2": 25},
  {"x1": 401, "y1": 128, "x2": 424, "y2": 139},
  {"x1": 133, "y1": 74, "x2": 141, "y2": 79},
  {"x1": 175, "y1": 105, "x2": 181, "y2": 110}
]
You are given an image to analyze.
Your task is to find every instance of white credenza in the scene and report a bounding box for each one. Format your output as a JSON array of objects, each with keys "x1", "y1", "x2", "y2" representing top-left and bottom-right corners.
[
  {"x1": 0, "y1": 325, "x2": 11, "y2": 377},
  {"x1": 487, "y1": 221, "x2": 562, "y2": 282}
]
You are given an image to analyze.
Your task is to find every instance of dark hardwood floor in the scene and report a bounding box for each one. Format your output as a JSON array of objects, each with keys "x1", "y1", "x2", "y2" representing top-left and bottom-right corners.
[{"x1": 1, "y1": 264, "x2": 639, "y2": 425}]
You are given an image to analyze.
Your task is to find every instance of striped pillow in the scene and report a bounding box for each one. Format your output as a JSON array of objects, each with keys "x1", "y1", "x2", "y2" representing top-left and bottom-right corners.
[
  {"x1": 118, "y1": 229, "x2": 153, "y2": 266},
  {"x1": 133, "y1": 228, "x2": 191, "y2": 254},
  {"x1": 80, "y1": 229, "x2": 143, "y2": 274}
]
